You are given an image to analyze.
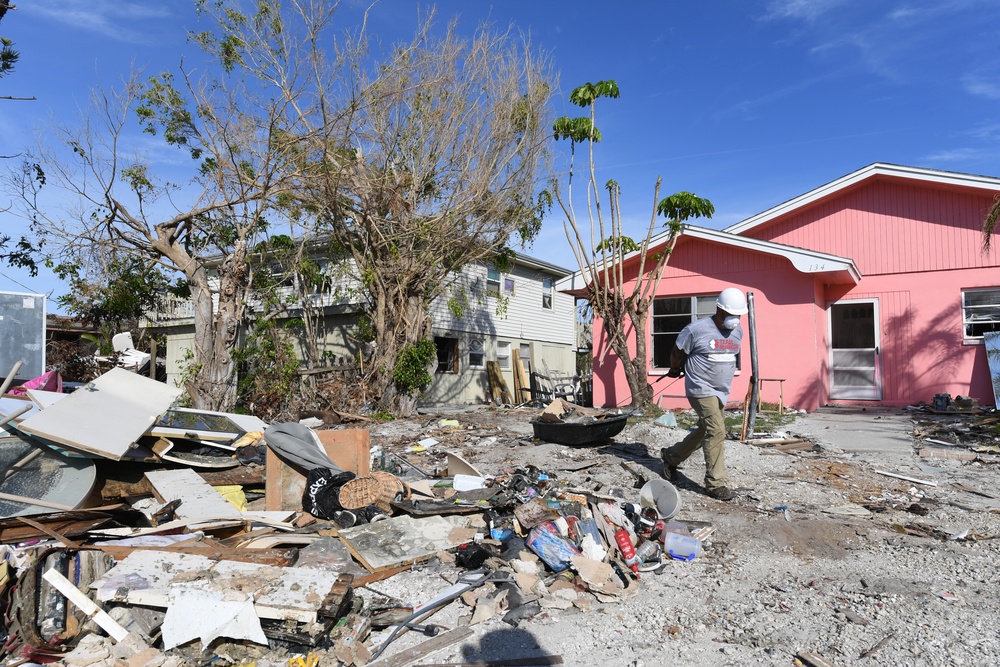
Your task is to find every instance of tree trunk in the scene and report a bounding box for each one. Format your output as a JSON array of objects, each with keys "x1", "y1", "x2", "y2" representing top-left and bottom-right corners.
[
  {"x1": 365, "y1": 279, "x2": 434, "y2": 417},
  {"x1": 157, "y1": 235, "x2": 249, "y2": 412},
  {"x1": 627, "y1": 308, "x2": 654, "y2": 410}
]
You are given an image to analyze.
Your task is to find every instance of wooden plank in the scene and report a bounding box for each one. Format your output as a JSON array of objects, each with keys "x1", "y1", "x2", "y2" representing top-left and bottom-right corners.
[
  {"x1": 486, "y1": 361, "x2": 511, "y2": 405},
  {"x1": 0, "y1": 516, "x2": 111, "y2": 544},
  {"x1": 95, "y1": 462, "x2": 264, "y2": 501},
  {"x1": 512, "y1": 355, "x2": 531, "y2": 404},
  {"x1": 17, "y1": 368, "x2": 182, "y2": 460},
  {"x1": 367, "y1": 627, "x2": 474, "y2": 667},
  {"x1": 873, "y1": 469, "x2": 937, "y2": 487},
  {"x1": 86, "y1": 544, "x2": 298, "y2": 566},
  {"x1": 145, "y1": 468, "x2": 243, "y2": 520},
  {"x1": 265, "y1": 429, "x2": 370, "y2": 512}
]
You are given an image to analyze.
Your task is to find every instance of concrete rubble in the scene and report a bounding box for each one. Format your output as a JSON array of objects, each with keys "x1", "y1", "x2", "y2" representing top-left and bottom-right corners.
[{"x1": 0, "y1": 367, "x2": 998, "y2": 666}]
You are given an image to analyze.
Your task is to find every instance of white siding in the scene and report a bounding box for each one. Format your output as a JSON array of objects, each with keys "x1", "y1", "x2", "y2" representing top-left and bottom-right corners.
[{"x1": 428, "y1": 262, "x2": 575, "y2": 346}]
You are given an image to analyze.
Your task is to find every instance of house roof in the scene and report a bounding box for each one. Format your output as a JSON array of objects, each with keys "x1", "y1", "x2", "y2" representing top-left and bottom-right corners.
[
  {"x1": 513, "y1": 253, "x2": 573, "y2": 277},
  {"x1": 556, "y1": 224, "x2": 860, "y2": 296},
  {"x1": 682, "y1": 226, "x2": 860, "y2": 284},
  {"x1": 724, "y1": 162, "x2": 1000, "y2": 235}
]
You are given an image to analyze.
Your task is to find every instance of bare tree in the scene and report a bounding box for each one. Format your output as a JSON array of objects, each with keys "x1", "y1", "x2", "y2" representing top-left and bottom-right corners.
[
  {"x1": 10, "y1": 62, "x2": 311, "y2": 410},
  {"x1": 10, "y1": 1, "x2": 551, "y2": 416},
  {"x1": 204, "y1": 1, "x2": 554, "y2": 415},
  {"x1": 554, "y1": 81, "x2": 713, "y2": 410}
]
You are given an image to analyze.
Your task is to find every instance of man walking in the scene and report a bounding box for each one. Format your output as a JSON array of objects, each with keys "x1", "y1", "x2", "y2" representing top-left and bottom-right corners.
[{"x1": 661, "y1": 287, "x2": 747, "y2": 501}]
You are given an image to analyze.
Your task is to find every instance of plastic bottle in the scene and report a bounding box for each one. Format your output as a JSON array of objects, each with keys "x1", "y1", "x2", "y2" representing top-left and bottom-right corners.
[
  {"x1": 634, "y1": 538, "x2": 660, "y2": 563},
  {"x1": 614, "y1": 529, "x2": 641, "y2": 575}
]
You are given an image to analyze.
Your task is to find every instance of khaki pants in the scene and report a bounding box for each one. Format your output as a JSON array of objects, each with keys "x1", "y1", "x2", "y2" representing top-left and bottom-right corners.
[{"x1": 662, "y1": 395, "x2": 727, "y2": 491}]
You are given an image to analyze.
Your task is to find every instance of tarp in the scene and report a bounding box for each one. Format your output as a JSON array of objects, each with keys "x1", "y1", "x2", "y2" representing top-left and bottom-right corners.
[{"x1": 263, "y1": 422, "x2": 342, "y2": 473}]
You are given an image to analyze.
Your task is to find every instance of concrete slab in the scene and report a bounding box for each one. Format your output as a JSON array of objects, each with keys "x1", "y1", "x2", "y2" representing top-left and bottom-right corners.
[{"x1": 786, "y1": 407, "x2": 916, "y2": 455}]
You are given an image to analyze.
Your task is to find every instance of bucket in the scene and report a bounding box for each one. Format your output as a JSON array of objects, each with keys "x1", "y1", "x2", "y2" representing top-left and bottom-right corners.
[
  {"x1": 664, "y1": 532, "x2": 701, "y2": 561},
  {"x1": 639, "y1": 479, "x2": 682, "y2": 520}
]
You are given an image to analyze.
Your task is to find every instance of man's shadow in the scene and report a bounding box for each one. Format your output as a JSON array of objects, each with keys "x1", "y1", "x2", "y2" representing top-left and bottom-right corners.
[{"x1": 457, "y1": 626, "x2": 560, "y2": 665}]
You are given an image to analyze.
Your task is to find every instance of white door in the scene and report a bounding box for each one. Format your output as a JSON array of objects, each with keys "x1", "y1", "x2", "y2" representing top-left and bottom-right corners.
[{"x1": 828, "y1": 299, "x2": 882, "y2": 400}]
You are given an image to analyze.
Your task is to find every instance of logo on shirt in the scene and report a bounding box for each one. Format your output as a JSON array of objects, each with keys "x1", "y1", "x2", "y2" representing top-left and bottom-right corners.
[{"x1": 710, "y1": 339, "x2": 740, "y2": 352}]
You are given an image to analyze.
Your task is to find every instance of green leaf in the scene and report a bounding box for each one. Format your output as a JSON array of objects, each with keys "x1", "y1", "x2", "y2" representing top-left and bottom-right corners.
[{"x1": 656, "y1": 192, "x2": 715, "y2": 223}]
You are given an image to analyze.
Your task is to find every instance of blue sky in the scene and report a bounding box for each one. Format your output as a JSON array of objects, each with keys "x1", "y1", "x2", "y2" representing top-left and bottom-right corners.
[{"x1": 2, "y1": 0, "x2": 1000, "y2": 311}]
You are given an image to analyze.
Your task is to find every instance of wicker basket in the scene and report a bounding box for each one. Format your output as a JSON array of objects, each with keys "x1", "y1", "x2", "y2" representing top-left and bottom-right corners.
[{"x1": 339, "y1": 472, "x2": 409, "y2": 513}]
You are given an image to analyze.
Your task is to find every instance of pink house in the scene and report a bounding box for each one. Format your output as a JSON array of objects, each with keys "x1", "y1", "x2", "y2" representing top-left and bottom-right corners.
[{"x1": 579, "y1": 163, "x2": 1000, "y2": 412}]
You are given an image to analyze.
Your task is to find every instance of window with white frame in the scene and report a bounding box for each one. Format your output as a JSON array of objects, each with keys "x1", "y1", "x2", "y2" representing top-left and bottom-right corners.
[
  {"x1": 962, "y1": 288, "x2": 1000, "y2": 339},
  {"x1": 497, "y1": 341, "x2": 512, "y2": 370},
  {"x1": 486, "y1": 266, "x2": 501, "y2": 292},
  {"x1": 542, "y1": 278, "x2": 553, "y2": 309},
  {"x1": 469, "y1": 338, "x2": 485, "y2": 368},
  {"x1": 504, "y1": 277, "x2": 515, "y2": 293},
  {"x1": 651, "y1": 294, "x2": 719, "y2": 369}
]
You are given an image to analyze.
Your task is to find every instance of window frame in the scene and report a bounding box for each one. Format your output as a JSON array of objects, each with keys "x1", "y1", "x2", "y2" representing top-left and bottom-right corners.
[
  {"x1": 468, "y1": 338, "x2": 485, "y2": 368},
  {"x1": 962, "y1": 287, "x2": 1000, "y2": 341},
  {"x1": 650, "y1": 294, "x2": 719, "y2": 371},
  {"x1": 497, "y1": 340, "x2": 512, "y2": 370},
  {"x1": 541, "y1": 278, "x2": 553, "y2": 310},
  {"x1": 486, "y1": 266, "x2": 501, "y2": 292},
  {"x1": 435, "y1": 336, "x2": 459, "y2": 374}
]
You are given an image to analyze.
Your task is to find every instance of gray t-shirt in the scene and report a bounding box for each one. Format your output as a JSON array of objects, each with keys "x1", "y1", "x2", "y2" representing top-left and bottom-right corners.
[{"x1": 677, "y1": 316, "x2": 743, "y2": 403}]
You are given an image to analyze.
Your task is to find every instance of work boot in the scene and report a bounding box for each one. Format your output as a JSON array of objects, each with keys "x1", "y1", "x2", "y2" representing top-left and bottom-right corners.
[
  {"x1": 660, "y1": 448, "x2": 680, "y2": 482},
  {"x1": 706, "y1": 486, "x2": 737, "y2": 501}
]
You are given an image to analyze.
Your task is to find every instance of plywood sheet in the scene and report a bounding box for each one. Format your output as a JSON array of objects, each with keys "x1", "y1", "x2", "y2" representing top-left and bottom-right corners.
[
  {"x1": 17, "y1": 368, "x2": 181, "y2": 460},
  {"x1": 265, "y1": 429, "x2": 370, "y2": 511},
  {"x1": 91, "y1": 550, "x2": 349, "y2": 624},
  {"x1": 145, "y1": 468, "x2": 243, "y2": 521}
]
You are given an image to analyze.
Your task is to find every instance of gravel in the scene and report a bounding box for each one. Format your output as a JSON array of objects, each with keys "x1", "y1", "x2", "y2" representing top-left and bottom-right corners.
[{"x1": 360, "y1": 406, "x2": 1000, "y2": 667}]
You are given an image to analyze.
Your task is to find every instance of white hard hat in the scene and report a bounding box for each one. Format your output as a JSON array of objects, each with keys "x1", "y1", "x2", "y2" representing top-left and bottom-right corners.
[{"x1": 716, "y1": 287, "x2": 748, "y2": 315}]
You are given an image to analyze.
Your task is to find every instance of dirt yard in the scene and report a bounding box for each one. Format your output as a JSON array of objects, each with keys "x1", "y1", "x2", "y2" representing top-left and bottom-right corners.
[
  {"x1": 45, "y1": 405, "x2": 1000, "y2": 667},
  {"x1": 351, "y1": 406, "x2": 1000, "y2": 667}
]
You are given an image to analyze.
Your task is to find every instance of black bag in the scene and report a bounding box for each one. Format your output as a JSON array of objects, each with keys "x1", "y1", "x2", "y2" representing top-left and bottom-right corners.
[{"x1": 302, "y1": 468, "x2": 356, "y2": 519}]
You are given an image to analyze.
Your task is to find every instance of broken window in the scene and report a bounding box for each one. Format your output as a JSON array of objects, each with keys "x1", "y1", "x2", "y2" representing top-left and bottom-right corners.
[
  {"x1": 962, "y1": 288, "x2": 1000, "y2": 339},
  {"x1": 651, "y1": 294, "x2": 718, "y2": 369},
  {"x1": 497, "y1": 341, "x2": 512, "y2": 370},
  {"x1": 542, "y1": 278, "x2": 553, "y2": 309},
  {"x1": 435, "y1": 336, "x2": 459, "y2": 373},
  {"x1": 469, "y1": 338, "x2": 485, "y2": 368}
]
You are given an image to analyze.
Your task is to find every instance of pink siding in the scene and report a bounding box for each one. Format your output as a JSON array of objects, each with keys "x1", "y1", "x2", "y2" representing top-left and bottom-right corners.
[
  {"x1": 745, "y1": 177, "x2": 1000, "y2": 274},
  {"x1": 591, "y1": 172, "x2": 1000, "y2": 412},
  {"x1": 594, "y1": 238, "x2": 831, "y2": 410}
]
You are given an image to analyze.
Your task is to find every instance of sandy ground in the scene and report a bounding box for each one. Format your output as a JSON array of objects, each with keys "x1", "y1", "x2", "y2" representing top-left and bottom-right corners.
[{"x1": 355, "y1": 406, "x2": 1000, "y2": 667}]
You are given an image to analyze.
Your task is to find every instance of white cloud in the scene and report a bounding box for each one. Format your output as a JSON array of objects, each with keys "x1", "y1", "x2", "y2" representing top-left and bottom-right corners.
[
  {"x1": 763, "y1": 0, "x2": 851, "y2": 23},
  {"x1": 967, "y1": 123, "x2": 1000, "y2": 141},
  {"x1": 921, "y1": 147, "x2": 986, "y2": 162},
  {"x1": 23, "y1": 1, "x2": 173, "y2": 43},
  {"x1": 962, "y1": 74, "x2": 1000, "y2": 100}
]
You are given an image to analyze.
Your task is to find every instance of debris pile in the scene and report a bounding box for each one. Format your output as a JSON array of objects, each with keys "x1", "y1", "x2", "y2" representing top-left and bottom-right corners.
[{"x1": 0, "y1": 369, "x2": 714, "y2": 666}]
